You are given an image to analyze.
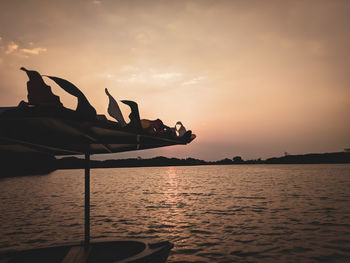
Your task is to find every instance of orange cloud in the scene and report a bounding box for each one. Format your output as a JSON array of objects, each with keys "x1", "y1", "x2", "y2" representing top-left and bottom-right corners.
[
  {"x1": 5, "y1": 42, "x2": 18, "y2": 54},
  {"x1": 20, "y1": 47, "x2": 47, "y2": 55}
]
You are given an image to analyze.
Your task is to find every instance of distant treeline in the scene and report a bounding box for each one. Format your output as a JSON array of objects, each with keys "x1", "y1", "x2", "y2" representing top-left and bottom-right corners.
[
  {"x1": 1, "y1": 152, "x2": 349, "y2": 177},
  {"x1": 57, "y1": 152, "x2": 350, "y2": 170}
]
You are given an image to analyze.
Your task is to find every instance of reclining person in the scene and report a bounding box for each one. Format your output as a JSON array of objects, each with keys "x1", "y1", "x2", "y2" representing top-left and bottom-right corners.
[
  {"x1": 141, "y1": 119, "x2": 175, "y2": 136},
  {"x1": 104, "y1": 89, "x2": 190, "y2": 139},
  {"x1": 120, "y1": 102, "x2": 175, "y2": 136},
  {"x1": 105, "y1": 90, "x2": 173, "y2": 135},
  {"x1": 105, "y1": 88, "x2": 143, "y2": 131}
]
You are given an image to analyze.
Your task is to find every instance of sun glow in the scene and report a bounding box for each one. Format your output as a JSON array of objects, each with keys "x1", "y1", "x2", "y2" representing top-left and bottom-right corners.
[{"x1": 0, "y1": 0, "x2": 349, "y2": 160}]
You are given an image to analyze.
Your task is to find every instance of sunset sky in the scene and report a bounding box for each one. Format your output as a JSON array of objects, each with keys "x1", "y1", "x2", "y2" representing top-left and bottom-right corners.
[{"x1": 0, "y1": 0, "x2": 349, "y2": 161}]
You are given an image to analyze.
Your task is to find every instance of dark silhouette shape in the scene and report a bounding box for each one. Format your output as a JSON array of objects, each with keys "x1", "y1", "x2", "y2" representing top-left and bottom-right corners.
[
  {"x1": 121, "y1": 100, "x2": 142, "y2": 131},
  {"x1": 140, "y1": 119, "x2": 176, "y2": 137},
  {"x1": 265, "y1": 152, "x2": 350, "y2": 164},
  {"x1": 105, "y1": 95, "x2": 185, "y2": 138},
  {"x1": 233, "y1": 156, "x2": 244, "y2": 163},
  {"x1": 44, "y1": 75, "x2": 96, "y2": 119},
  {"x1": 105, "y1": 88, "x2": 127, "y2": 127},
  {"x1": 0, "y1": 152, "x2": 56, "y2": 177},
  {"x1": 141, "y1": 119, "x2": 163, "y2": 135},
  {"x1": 20, "y1": 67, "x2": 63, "y2": 107},
  {"x1": 182, "y1": 130, "x2": 193, "y2": 141},
  {"x1": 10, "y1": 151, "x2": 349, "y2": 175},
  {"x1": 174, "y1": 121, "x2": 193, "y2": 141},
  {"x1": 104, "y1": 90, "x2": 173, "y2": 135},
  {"x1": 175, "y1": 121, "x2": 186, "y2": 136}
]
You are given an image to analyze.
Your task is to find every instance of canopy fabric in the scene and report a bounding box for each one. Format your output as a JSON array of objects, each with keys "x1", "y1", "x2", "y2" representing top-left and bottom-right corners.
[{"x1": 0, "y1": 107, "x2": 195, "y2": 156}]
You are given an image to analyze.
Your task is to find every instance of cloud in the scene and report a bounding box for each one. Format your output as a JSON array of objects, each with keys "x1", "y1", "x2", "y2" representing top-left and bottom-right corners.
[
  {"x1": 152, "y1": 72, "x2": 182, "y2": 80},
  {"x1": 20, "y1": 47, "x2": 47, "y2": 55},
  {"x1": 114, "y1": 68, "x2": 184, "y2": 85},
  {"x1": 116, "y1": 73, "x2": 148, "y2": 84},
  {"x1": 3, "y1": 39, "x2": 47, "y2": 56},
  {"x1": 5, "y1": 42, "x2": 18, "y2": 54},
  {"x1": 182, "y1": 76, "x2": 205, "y2": 86}
]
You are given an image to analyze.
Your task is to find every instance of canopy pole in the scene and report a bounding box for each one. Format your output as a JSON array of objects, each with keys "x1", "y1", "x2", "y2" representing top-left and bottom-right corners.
[{"x1": 84, "y1": 152, "x2": 90, "y2": 248}]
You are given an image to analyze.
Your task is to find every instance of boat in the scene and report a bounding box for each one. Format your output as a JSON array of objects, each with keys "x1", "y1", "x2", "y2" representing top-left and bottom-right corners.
[
  {"x1": 0, "y1": 69, "x2": 196, "y2": 262},
  {"x1": 0, "y1": 240, "x2": 173, "y2": 263}
]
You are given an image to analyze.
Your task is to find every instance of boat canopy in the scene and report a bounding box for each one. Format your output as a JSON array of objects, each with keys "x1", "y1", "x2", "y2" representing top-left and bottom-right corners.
[
  {"x1": 0, "y1": 68, "x2": 196, "y2": 250},
  {"x1": 0, "y1": 106, "x2": 195, "y2": 156}
]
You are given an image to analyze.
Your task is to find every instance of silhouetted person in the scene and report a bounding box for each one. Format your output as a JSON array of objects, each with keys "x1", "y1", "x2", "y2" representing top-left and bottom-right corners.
[
  {"x1": 44, "y1": 75, "x2": 96, "y2": 119},
  {"x1": 174, "y1": 121, "x2": 193, "y2": 141},
  {"x1": 141, "y1": 119, "x2": 177, "y2": 137},
  {"x1": 141, "y1": 119, "x2": 163, "y2": 134},
  {"x1": 20, "y1": 67, "x2": 63, "y2": 107},
  {"x1": 105, "y1": 88, "x2": 127, "y2": 127},
  {"x1": 175, "y1": 121, "x2": 186, "y2": 136},
  {"x1": 121, "y1": 100, "x2": 142, "y2": 131}
]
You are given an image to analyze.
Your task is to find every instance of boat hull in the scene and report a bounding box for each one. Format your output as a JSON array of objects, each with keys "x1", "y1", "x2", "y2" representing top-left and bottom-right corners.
[{"x1": 0, "y1": 240, "x2": 173, "y2": 263}]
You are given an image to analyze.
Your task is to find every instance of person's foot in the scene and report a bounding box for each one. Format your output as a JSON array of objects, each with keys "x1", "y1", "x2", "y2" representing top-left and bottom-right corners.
[{"x1": 182, "y1": 130, "x2": 192, "y2": 142}]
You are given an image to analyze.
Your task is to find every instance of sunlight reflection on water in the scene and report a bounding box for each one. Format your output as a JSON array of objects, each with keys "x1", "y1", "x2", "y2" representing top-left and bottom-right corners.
[{"x1": 0, "y1": 164, "x2": 350, "y2": 262}]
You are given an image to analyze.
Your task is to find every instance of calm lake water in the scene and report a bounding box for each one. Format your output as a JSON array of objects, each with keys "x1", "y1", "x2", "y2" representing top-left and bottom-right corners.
[{"x1": 0, "y1": 164, "x2": 349, "y2": 262}]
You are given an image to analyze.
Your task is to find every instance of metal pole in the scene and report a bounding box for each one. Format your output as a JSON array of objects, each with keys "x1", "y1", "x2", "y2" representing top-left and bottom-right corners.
[{"x1": 84, "y1": 153, "x2": 90, "y2": 247}]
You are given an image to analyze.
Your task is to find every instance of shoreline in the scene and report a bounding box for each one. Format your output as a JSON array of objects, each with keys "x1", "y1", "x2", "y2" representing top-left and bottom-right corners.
[{"x1": 1, "y1": 151, "x2": 349, "y2": 178}]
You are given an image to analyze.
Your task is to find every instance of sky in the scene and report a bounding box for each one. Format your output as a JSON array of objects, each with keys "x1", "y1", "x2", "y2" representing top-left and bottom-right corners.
[{"x1": 0, "y1": 0, "x2": 349, "y2": 161}]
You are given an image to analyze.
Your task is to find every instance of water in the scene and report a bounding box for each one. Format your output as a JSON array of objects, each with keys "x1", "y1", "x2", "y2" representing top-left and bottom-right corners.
[{"x1": 0, "y1": 164, "x2": 350, "y2": 262}]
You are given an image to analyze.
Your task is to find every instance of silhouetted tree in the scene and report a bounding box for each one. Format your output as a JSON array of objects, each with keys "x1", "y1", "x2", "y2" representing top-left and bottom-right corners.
[{"x1": 232, "y1": 156, "x2": 244, "y2": 163}]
